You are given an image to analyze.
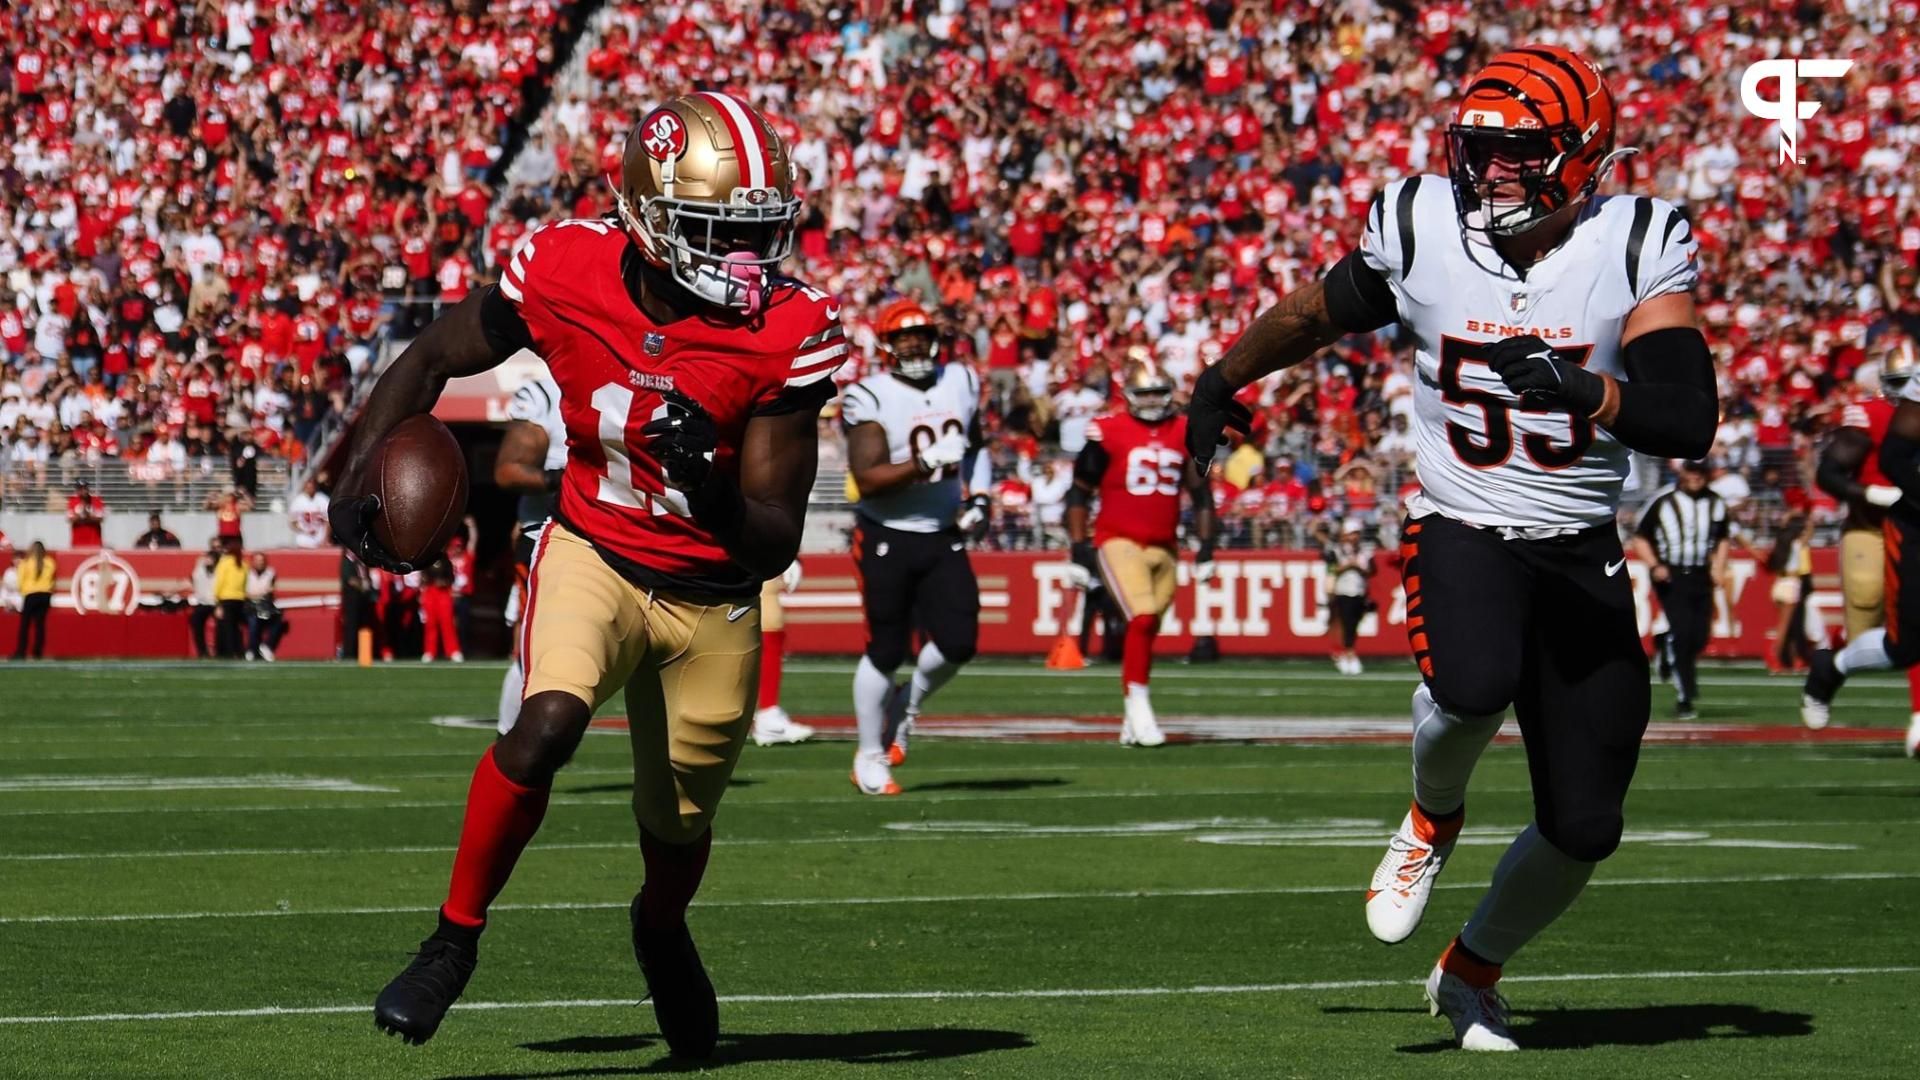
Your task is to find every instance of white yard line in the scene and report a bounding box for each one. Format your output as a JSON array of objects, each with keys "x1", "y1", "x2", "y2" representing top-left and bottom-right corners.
[
  {"x1": 0, "y1": 870, "x2": 1910, "y2": 926},
  {"x1": 0, "y1": 965, "x2": 1912, "y2": 1025}
]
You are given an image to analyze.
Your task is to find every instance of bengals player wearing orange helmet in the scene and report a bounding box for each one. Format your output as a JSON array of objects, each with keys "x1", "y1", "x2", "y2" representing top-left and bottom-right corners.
[
  {"x1": 331, "y1": 92, "x2": 845, "y2": 1056},
  {"x1": 1185, "y1": 46, "x2": 1717, "y2": 1050},
  {"x1": 840, "y1": 298, "x2": 990, "y2": 795}
]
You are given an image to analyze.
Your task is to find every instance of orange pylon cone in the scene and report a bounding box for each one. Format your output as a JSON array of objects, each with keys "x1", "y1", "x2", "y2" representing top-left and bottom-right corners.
[{"x1": 1045, "y1": 634, "x2": 1086, "y2": 670}]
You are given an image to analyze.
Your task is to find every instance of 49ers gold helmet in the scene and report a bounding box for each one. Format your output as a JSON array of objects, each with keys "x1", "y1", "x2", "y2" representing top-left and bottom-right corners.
[
  {"x1": 616, "y1": 92, "x2": 801, "y2": 313},
  {"x1": 1122, "y1": 361, "x2": 1176, "y2": 422}
]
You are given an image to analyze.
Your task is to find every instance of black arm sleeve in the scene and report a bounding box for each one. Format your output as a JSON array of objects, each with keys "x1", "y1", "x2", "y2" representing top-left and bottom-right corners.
[
  {"x1": 1321, "y1": 249, "x2": 1399, "y2": 334},
  {"x1": 479, "y1": 285, "x2": 536, "y2": 355},
  {"x1": 1607, "y1": 326, "x2": 1718, "y2": 460},
  {"x1": 1814, "y1": 428, "x2": 1871, "y2": 502},
  {"x1": 1073, "y1": 440, "x2": 1110, "y2": 489}
]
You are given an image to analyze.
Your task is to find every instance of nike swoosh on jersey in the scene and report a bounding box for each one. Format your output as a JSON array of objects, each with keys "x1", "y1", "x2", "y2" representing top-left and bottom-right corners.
[{"x1": 1605, "y1": 559, "x2": 1626, "y2": 577}]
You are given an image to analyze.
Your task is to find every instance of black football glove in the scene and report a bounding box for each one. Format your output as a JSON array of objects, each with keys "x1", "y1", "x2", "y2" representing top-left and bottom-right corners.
[
  {"x1": 640, "y1": 388, "x2": 719, "y2": 491},
  {"x1": 1070, "y1": 538, "x2": 1099, "y2": 575},
  {"x1": 957, "y1": 493, "x2": 992, "y2": 542},
  {"x1": 1485, "y1": 334, "x2": 1606, "y2": 416},
  {"x1": 1185, "y1": 365, "x2": 1252, "y2": 473},
  {"x1": 328, "y1": 494, "x2": 416, "y2": 574}
]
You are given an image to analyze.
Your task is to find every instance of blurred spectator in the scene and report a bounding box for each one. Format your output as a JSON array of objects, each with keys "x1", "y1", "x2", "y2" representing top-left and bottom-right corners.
[
  {"x1": 245, "y1": 552, "x2": 286, "y2": 662},
  {"x1": 1322, "y1": 519, "x2": 1376, "y2": 676},
  {"x1": 229, "y1": 430, "x2": 260, "y2": 500},
  {"x1": 12, "y1": 542, "x2": 55, "y2": 660},
  {"x1": 212, "y1": 546, "x2": 249, "y2": 659},
  {"x1": 208, "y1": 489, "x2": 251, "y2": 549},
  {"x1": 420, "y1": 556, "x2": 464, "y2": 663},
  {"x1": 289, "y1": 478, "x2": 332, "y2": 549},
  {"x1": 187, "y1": 542, "x2": 219, "y2": 660},
  {"x1": 339, "y1": 553, "x2": 378, "y2": 662},
  {"x1": 67, "y1": 481, "x2": 106, "y2": 548},
  {"x1": 449, "y1": 523, "x2": 477, "y2": 647},
  {"x1": 1767, "y1": 514, "x2": 1818, "y2": 675},
  {"x1": 135, "y1": 512, "x2": 181, "y2": 550}
]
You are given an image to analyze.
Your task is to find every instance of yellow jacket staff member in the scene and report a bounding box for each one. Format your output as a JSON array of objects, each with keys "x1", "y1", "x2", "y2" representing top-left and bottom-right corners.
[
  {"x1": 13, "y1": 542, "x2": 55, "y2": 660},
  {"x1": 212, "y1": 549, "x2": 250, "y2": 659}
]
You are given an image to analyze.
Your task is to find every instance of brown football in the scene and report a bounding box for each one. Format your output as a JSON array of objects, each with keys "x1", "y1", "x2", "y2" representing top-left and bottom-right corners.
[{"x1": 368, "y1": 415, "x2": 468, "y2": 567}]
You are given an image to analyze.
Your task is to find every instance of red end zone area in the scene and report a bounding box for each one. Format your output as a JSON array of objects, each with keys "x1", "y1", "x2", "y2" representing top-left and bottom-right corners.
[{"x1": 431, "y1": 714, "x2": 1903, "y2": 746}]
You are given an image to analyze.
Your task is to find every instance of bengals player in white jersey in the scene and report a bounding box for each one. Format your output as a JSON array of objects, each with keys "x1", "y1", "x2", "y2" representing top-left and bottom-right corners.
[
  {"x1": 330, "y1": 92, "x2": 845, "y2": 1057},
  {"x1": 492, "y1": 371, "x2": 567, "y2": 734},
  {"x1": 841, "y1": 299, "x2": 990, "y2": 795},
  {"x1": 1186, "y1": 45, "x2": 1717, "y2": 1051}
]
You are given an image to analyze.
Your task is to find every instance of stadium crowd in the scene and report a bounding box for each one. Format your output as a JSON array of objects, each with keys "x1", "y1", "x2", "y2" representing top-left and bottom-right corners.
[
  {"x1": 6, "y1": 0, "x2": 1920, "y2": 556},
  {"x1": 0, "y1": 0, "x2": 585, "y2": 506}
]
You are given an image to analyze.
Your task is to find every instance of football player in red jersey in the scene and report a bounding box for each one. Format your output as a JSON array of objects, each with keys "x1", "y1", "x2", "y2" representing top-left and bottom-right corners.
[
  {"x1": 1813, "y1": 337, "x2": 1920, "y2": 744},
  {"x1": 1065, "y1": 363, "x2": 1217, "y2": 745},
  {"x1": 329, "y1": 92, "x2": 845, "y2": 1056}
]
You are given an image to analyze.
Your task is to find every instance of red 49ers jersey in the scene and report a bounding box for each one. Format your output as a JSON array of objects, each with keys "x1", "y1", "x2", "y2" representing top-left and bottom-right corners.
[
  {"x1": 1087, "y1": 410, "x2": 1189, "y2": 548},
  {"x1": 500, "y1": 218, "x2": 845, "y2": 596},
  {"x1": 1840, "y1": 395, "x2": 1894, "y2": 487}
]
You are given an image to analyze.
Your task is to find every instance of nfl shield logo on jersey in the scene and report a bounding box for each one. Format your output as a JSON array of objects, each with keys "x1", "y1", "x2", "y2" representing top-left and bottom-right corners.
[{"x1": 644, "y1": 332, "x2": 665, "y2": 356}]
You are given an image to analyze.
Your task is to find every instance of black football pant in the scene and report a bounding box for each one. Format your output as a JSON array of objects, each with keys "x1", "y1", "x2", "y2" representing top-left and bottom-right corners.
[
  {"x1": 1882, "y1": 518, "x2": 1920, "y2": 667},
  {"x1": 13, "y1": 593, "x2": 50, "y2": 659},
  {"x1": 1654, "y1": 569, "x2": 1713, "y2": 707},
  {"x1": 853, "y1": 521, "x2": 979, "y2": 671},
  {"x1": 1401, "y1": 514, "x2": 1649, "y2": 862}
]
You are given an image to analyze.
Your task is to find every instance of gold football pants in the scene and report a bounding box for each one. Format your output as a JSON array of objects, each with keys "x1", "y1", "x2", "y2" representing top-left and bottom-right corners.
[{"x1": 521, "y1": 523, "x2": 760, "y2": 843}]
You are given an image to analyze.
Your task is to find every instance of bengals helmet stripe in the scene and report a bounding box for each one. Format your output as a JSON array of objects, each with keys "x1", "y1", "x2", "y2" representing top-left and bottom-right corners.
[
  {"x1": 695, "y1": 91, "x2": 771, "y2": 189},
  {"x1": 1447, "y1": 44, "x2": 1619, "y2": 237}
]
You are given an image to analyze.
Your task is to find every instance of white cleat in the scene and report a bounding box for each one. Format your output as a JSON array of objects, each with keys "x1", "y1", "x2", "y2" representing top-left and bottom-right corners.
[
  {"x1": 1906, "y1": 713, "x2": 1920, "y2": 759},
  {"x1": 451, "y1": 651, "x2": 465, "y2": 663},
  {"x1": 420, "y1": 653, "x2": 434, "y2": 664},
  {"x1": 1120, "y1": 688, "x2": 1166, "y2": 747},
  {"x1": 1425, "y1": 964, "x2": 1519, "y2": 1052},
  {"x1": 1365, "y1": 809, "x2": 1457, "y2": 944},
  {"x1": 752, "y1": 706, "x2": 815, "y2": 746},
  {"x1": 850, "y1": 750, "x2": 902, "y2": 796},
  {"x1": 1350, "y1": 656, "x2": 1364, "y2": 676},
  {"x1": 257, "y1": 643, "x2": 275, "y2": 662}
]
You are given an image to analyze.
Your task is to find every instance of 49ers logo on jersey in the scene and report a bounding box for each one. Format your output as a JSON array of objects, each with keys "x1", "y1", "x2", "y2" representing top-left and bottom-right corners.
[{"x1": 640, "y1": 109, "x2": 688, "y2": 161}]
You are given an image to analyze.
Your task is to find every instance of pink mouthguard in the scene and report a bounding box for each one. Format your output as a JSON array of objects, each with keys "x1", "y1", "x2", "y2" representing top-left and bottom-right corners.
[{"x1": 723, "y1": 252, "x2": 765, "y2": 316}]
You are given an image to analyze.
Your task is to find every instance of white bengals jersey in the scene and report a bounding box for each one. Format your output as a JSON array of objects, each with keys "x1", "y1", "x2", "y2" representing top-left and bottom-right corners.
[
  {"x1": 841, "y1": 363, "x2": 980, "y2": 533},
  {"x1": 506, "y1": 372, "x2": 568, "y2": 527},
  {"x1": 1362, "y1": 175, "x2": 1699, "y2": 530}
]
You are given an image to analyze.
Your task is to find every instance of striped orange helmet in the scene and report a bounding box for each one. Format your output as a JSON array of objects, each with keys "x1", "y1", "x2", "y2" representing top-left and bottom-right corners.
[
  {"x1": 1447, "y1": 45, "x2": 1618, "y2": 237},
  {"x1": 875, "y1": 299, "x2": 942, "y2": 385}
]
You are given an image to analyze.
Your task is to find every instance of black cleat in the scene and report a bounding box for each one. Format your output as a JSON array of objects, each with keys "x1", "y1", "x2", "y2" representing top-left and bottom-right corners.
[
  {"x1": 1801, "y1": 649, "x2": 1843, "y2": 731},
  {"x1": 373, "y1": 913, "x2": 480, "y2": 1045},
  {"x1": 630, "y1": 894, "x2": 718, "y2": 1058}
]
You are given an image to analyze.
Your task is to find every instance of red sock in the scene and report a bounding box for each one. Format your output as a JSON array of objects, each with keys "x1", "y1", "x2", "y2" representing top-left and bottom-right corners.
[
  {"x1": 441, "y1": 746, "x2": 550, "y2": 928},
  {"x1": 1122, "y1": 615, "x2": 1156, "y2": 688},
  {"x1": 638, "y1": 826, "x2": 713, "y2": 930},
  {"x1": 1906, "y1": 664, "x2": 1920, "y2": 715},
  {"x1": 758, "y1": 629, "x2": 785, "y2": 710}
]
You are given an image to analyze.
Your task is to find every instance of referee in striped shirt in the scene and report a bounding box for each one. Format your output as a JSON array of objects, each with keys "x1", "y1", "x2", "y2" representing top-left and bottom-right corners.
[{"x1": 1632, "y1": 461, "x2": 1730, "y2": 719}]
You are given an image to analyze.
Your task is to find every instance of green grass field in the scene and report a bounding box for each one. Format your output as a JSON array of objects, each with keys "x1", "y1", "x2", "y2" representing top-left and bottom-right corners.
[{"x1": 2, "y1": 658, "x2": 1918, "y2": 1078}]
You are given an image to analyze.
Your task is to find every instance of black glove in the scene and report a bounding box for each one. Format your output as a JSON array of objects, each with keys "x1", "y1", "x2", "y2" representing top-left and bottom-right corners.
[
  {"x1": 328, "y1": 494, "x2": 415, "y2": 573},
  {"x1": 1485, "y1": 334, "x2": 1606, "y2": 416},
  {"x1": 958, "y1": 493, "x2": 992, "y2": 541},
  {"x1": 640, "y1": 388, "x2": 719, "y2": 490},
  {"x1": 1185, "y1": 365, "x2": 1252, "y2": 473},
  {"x1": 1071, "y1": 538, "x2": 1099, "y2": 576}
]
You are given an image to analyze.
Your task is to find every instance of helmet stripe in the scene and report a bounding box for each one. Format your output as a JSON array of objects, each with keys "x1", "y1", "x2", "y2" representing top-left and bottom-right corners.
[
  {"x1": 1515, "y1": 48, "x2": 1594, "y2": 125},
  {"x1": 1462, "y1": 76, "x2": 1551, "y2": 126},
  {"x1": 697, "y1": 92, "x2": 770, "y2": 189},
  {"x1": 1478, "y1": 60, "x2": 1569, "y2": 122}
]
